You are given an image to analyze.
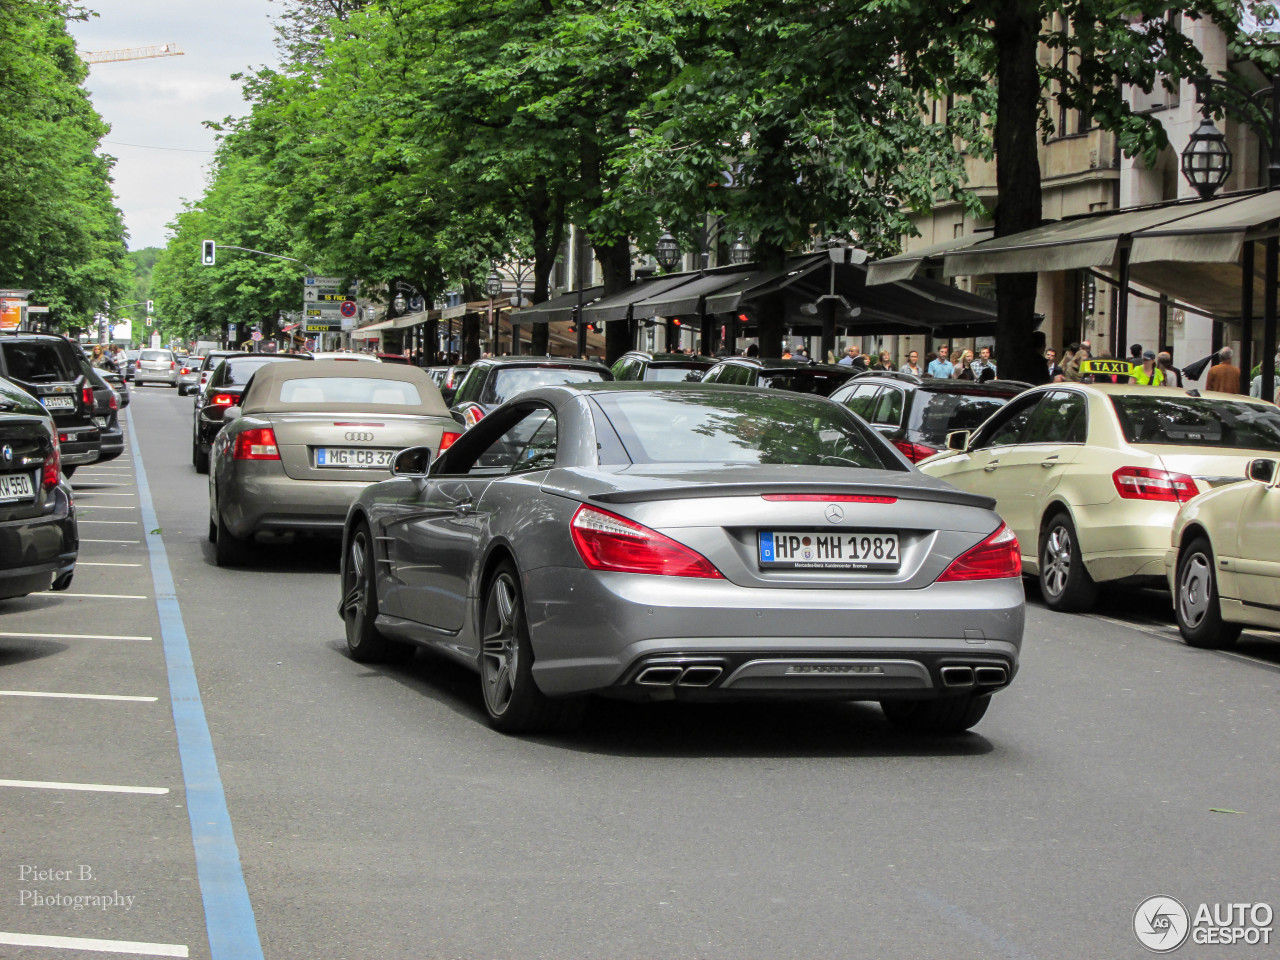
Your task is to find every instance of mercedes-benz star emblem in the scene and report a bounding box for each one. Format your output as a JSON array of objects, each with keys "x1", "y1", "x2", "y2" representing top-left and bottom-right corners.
[{"x1": 824, "y1": 503, "x2": 845, "y2": 523}]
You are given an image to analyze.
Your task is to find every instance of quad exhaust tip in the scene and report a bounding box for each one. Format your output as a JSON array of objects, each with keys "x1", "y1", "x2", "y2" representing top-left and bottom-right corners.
[
  {"x1": 634, "y1": 664, "x2": 725, "y2": 688},
  {"x1": 635, "y1": 666, "x2": 683, "y2": 686},
  {"x1": 975, "y1": 665, "x2": 1008, "y2": 686},
  {"x1": 940, "y1": 665, "x2": 975, "y2": 687},
  {"x1": 678, "y1": 666, "x2": 723, "y2": 687}
]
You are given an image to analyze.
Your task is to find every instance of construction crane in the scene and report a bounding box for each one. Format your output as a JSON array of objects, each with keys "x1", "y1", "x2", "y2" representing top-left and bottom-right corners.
[{"x1": 80, "y1": 43, "x2": 185, "y2": 65}]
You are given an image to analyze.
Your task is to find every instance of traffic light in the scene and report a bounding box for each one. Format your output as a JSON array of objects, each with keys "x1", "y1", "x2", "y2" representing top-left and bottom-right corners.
[
  {"x1": 201, "y1": 240, "x2": 216, "y2": 265},
  {"x1": 146, "y1": 300, "x2": 154, "y2": 314}
]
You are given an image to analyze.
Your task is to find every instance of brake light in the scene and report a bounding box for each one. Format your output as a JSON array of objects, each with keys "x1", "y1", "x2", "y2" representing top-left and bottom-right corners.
[
  {"x1": 438, "y1": 431, "x2": 462, "y2": 452},
  {"x1": 570, "y1": 504, "x2": 724, "y2": 579},
  {"x1": 82, "y1": 385, "x2": 93, "y2": 408},
  {"x1": 894, "y1": 440, "x2": 938, "y2": 463},
  {"x1": 212, "y1": 394, "x2": 236, "y2": 406},
  {"x1": 233, "y1": 427, "x2": 280, "y2": 460},
  {"x1": 42, "y1": 439, "x2": 61, "y2": 490},
  {"x1": 108, "y1": 392, "x2": 118, "y2": 411},
  {"x1": 761, "y1": 493, "x2": 897, "y2": 504},
  {"x1": 937, "y1": 523, "x2": 1021, "y2": 582},
  {"x1": 462, "y1": 404, "x2": 484, "y2": 429},
  {"x1": 1112, "y1": 467, "x2": 1198, "y2": 503},
  {"x1": 180, "y1": 367, "x2": 191, "y2": 375},
  {"x1": 170, "y1": 361, "x2": 176, "y2": 370}
]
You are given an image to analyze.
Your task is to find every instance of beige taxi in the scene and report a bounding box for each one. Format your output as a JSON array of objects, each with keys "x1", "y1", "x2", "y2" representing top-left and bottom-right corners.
[
  {"x1": 1166, "y1": 457, "x2": 1280, "y2": 648},
  {"x1": 919, "y1": 384, "x2": 1280, "y2": 612}
]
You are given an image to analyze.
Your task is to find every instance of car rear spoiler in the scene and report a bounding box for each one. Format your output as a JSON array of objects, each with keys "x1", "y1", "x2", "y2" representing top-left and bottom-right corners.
[{"x1": 589, "y1": 482, "x2": 995, "y2": 511}]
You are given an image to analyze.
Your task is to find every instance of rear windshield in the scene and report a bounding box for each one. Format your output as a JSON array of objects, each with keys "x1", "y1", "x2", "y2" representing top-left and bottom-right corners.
[
  {"x1": 645, "y1": 366, "x2": 707, "y2": 383},
  {"x1": 1110, "y1": 396, "x2": 1280, "y2": 452},
  {"x1": 140, "y1": 350, "x2": 171, "y2": 361},
  {"x1": 757, "y1": 369, "x2": 853, "y2": 397},
  {"x1": 1, "y1": 341, "x2": 77, "y2": 383},
  {"x1": 222, "y1": 356, "x2": 308, "y2": 385},
  {"x1": 278, "y1": 377, "x2": 423, "y2": 406},
  {"x1": 910, "y1": 390, "x2": 1018, "y2": 446},
  {"x1": 482, "y1": 366, "x2": 607, "y2": 405},
  {"x1": 592, "y1": 391, "x2": 901, "y2": 469}
]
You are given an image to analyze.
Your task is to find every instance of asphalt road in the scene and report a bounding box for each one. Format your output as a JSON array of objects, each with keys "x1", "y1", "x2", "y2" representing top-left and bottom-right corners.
[{"x1": 2, "y1": 384, "x2": 1278, "y2": 959}]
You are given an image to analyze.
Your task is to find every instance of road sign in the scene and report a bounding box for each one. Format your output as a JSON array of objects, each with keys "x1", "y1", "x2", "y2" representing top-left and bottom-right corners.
[
  {"x1": 304, "y1": 276, "x2": 343, "y2": 287},
  {"x1": 251, "y1": 331, "x2": 263, "y2": 341},
  {"x1": 408, "y1": 295, "x2": 425, "y2": 312},
  {"x1": 305, "y1": 322, "x2": 339, "y2": 333},
  {"x1": 339, "y1": 300, "x2": 358, "y2": 318}
]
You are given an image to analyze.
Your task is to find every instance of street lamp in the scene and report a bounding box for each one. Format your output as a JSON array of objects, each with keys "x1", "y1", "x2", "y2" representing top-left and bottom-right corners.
[
  {"x1": 1180, "y1": 117, "x2": 1233, "y2": 200},
  {"x1": 485, "y1": 269, "x2": 504, "y2": 299},
  {"x1": 393, "y1": 293, "x2": 406, "y2": 312},
  {"x1": 654, "y1": 232, "x2": 681, "y2": 272},
  {"x1": 729, "y1": 233, "x2": 752, "y2": 265}
]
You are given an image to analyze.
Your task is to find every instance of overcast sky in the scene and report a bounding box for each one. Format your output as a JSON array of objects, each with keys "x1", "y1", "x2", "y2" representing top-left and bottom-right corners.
[{"x1": 70, "y1": 2, "x2": 282, "y2": 251}]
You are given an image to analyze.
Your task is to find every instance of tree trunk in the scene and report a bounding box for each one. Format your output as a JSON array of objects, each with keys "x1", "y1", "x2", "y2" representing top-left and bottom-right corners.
[
  {"x1": 528, "y1": 176, "x2": 564, "y2": 357},
  {"x1": 595, "y1": 237, "x2": 633, "y2": 363},
  {"x1": 754, "y1": 240, "x2": 788, "y2": 359},
  {"x1": 993, "y1": 0, "x2": 1044, "y2": 384},
  {"x1": 462, "y1": 314, "x2": 480, "y2": 363}
]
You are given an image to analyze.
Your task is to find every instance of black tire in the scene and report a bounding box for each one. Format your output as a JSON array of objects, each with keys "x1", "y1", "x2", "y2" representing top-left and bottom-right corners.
[
  {"x1": 62, "y1": 466, "x2": 76, "y2": 479},
  {"x1": 881, "y1": 694, "x2": 991, "y2": 734},
  {"x1": 213, "y1": 494, "x2": 252, "y2": 567},
  {"x1": 1038, "y1": 512, "x2": 1098, "y2": 612},
  {"x1": 208, "y1": 514, "x2": 217, "y2": 543},
  {"x1": 341, "y1": 521, "x2": 410, "y2": 663},
  {"x1": 479, "y1": 561, "x2": 583, "y2": 734},
  {"x1": 1175, "y1": 537, "x2": 1242, "y2": 649},
  {"x1": 192, "y1": 433, "x2": 209, "y2": 474}
]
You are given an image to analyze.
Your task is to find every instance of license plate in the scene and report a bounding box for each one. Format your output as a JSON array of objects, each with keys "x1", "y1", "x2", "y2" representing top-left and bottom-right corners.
[
  {"x1": 41, "y1": 396, "x2": 74, "y2": 410},
  {"x1": 758, "y1": 530, "x2": 900, "y2": 571},
  {"x1": 315, "y1": 447, "x2": 395, "y2": 468},
  {"x1": 94, "y1": 416, "x2": 109, "y2": 428},
  {"x1": 0, "y1": 472, "x2": 35, "y2": 503}
]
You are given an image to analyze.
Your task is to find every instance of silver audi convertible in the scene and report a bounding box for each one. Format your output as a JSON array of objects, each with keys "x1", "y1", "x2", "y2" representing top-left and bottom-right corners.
[{"x1": 339, "y1": 383, "x2": 1025, "y2": 735}]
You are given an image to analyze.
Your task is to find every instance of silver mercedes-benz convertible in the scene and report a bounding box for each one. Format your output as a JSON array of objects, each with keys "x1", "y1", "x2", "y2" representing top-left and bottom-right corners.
[{"x1": 339, "y1": 382, "x2": 1025, "y2": 735}]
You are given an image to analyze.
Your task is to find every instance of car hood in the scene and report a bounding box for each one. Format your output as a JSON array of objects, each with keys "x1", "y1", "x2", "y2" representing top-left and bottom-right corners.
[{"x1": 540, "y1": 463, "x2": 995, "y2": 509}]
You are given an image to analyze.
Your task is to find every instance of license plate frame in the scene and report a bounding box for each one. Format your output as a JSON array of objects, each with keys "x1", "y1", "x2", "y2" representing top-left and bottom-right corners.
[
  {"x1": 40, "y1": 396, "x2": 74, "y2": 410},
  {"x1": 758, "y1": 530, "x2": 901, "y2": 571},
  {"x1": 0, "y1": 471, "x2": 36, "y2": 503},
  {"x1": 314, "y1": 447, "x2": 395, "y2": 469}
]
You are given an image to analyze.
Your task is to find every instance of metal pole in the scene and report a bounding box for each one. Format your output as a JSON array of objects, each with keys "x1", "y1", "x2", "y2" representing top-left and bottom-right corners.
[
  {"x1": 1269, "y1": 75, "x2": 1280, "y2": 190},
  {"x1": 488, "y1": 296, "x2": 494, "y2": 357},
  {"x1": 1240, "y1": 241, "x2": 1255, "y2": 396},
  {"x1": 1116, "y1": 247, "x2": 1131, "y2": 358},
  {"x1": 512, "y1": 279, "x2": 522, "y2": 356},
  {"x1": 1264, "y1": 235, "x2": 1277, "y2": 404}
]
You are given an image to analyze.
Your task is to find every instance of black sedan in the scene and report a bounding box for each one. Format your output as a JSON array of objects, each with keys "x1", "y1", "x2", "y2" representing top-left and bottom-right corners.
[
  {"x1": 81, "y1": 362, "x2": 124, "y2": 466},
  {"x1": 448, "y1": 356, "x2": 612, "y2": 428},
  {"x1": 610, "y1": 351, "x2": 713, "y2": 383},
  {"x1": 700, "y1": 357, "x2": 861, "y2": 396},
  {"x1": 192, "y1": 353, "x2": 312, "y2": 473},
  {"x1": 0, "y1": 375, "x2": 77, "y2": 600}
]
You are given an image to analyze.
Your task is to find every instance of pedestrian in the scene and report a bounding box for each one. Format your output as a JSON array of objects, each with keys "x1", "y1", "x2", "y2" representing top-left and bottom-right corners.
[
  {"x1": 1130, "y1": 350, "x2": 1164, "y2": 386},
  {"x1": 875, "y1": 350, "x2": 893, "y2": 371},
  {"x1": 899, "y1": 350, "x2": 921, "y2": 375},
  {"x1": 953, "y1": 348, "x2": 974, "y2": 379},
  {"x1": 970, "y1": 346, "x2": 997, "y2": 380},
  {"x1": 1045, "y1": 347, "x2": 1064, "y2": 382},
  {"x1": 1063, "y1": 340, "x2": 1091, "y2": 382},
  {"x1": 927, "y1": 344, "x2": 954, "y2": 378},
  {"x1": 89, "y1": 344, "x2": 113, "y2": 370},
  {"x1": 1250, "y1": 352, "x2": 1280, "y2": 398},
  {"x1": 745, "y1": 343, "x2": 760, "y2": 358},
  {"x1": 781, "y1": 346, "x2": 793, "y2": 359},
  {"x1": 838, "y1": 346, "x2": 856, "y2": 366},
  {"x1": 1157, "y1": 351, "x2": 1182, "y2": 387},
  {"x1": 1205, "y1": 347, "x2": 1241, "y2": 393}
]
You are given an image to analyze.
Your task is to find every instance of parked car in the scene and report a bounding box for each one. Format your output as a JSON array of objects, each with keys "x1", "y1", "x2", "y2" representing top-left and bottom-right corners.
[
  {"x1": 700, "y1": 357, "x2": 860, "y2": 396},
  {"x1": 178, "y1": 357, "x2": 204, "y2": 396},
  {"x1": 122, "y1": 349, "x2": 141, "y2": 380},
  {"x1": 0, "y1": 374, "x2": 77, "y2": 599},
  {"x1": 208, "y1": 360, "x2": 461, "y2": 565},
  {"x1": 192, "y1": 353, "x2": 312, "y2": 473},
  {"x1": 134, "y1": 348, "x2": 179, "y2": 387},
  {"x1": 426, "y1": 365, "x2": 470, "y2": 405},
  {"x1": 448, "y1": 356, "x2": 612, "y2": 427},
  {"x1": 827, "y1": 372, "x2": 1030, "y2": 463},
  {"x1": 0, "y1": 333, "x2": 100, "y2": 476},
  {"x1": 79, "y1": 361, "x2": 124, "y2": 466},
  {"x1": 309, "y1": 351, "x2": 380, "y2": 362},
  {"x1": 919, "y1": 384, "x2": 1280, "y2": 612},
  {"x1": 610, "y1": 351, "x2": 714, "y2": 383},
  {"x1": 339, "y1": 382, "x2": 1024, "y2": 735},
  {"x1": 101, "y1": 369, "x2": 130, "y2": 409},
  {"x1": 195, "y1": 350, "x2": 243, "y2": 399},
  {"x1": 1167, "y1": 456, "x2": 1280, "y2": 648}
]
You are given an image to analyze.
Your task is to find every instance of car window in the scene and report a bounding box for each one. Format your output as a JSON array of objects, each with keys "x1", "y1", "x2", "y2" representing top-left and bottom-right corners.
[
  {"x1": 277, "y1": 377, "x2": 423, "y2": 406},
  {"x1": 452, "y1": 366, "x2": 486, "y2": 405},
  {"x1": 1110, "y1": 396, "x2": 1280, "y2": 451},
  {"x1": 140, "y1": 350, "x2": 171, "y2": 362},
  {"x1": 645, "y1": 365, "x2": 706, "y2": 383},
  {"x1": 756, "y1": 369, "x2": 853, "y2": 397},
  {"x1": 508, "y1": 412, "x2": 559, "y2": 474},
  {"x1": 909, "y1": 390, "x2": 1016, "y2": 446},
  {"x1": 839, "y1": 384, "x2": 882, "y2": 420},
  {"x1": 481, "y1": 366, "x2": 607, "y2": 405},
  {"x1": 1023, "y1": 391, "x2": 1087, "y2": 444},
  {"x1": 0, "y1": 340, "x2": 78, "y2": 383},
  {"x1": 466, "y1": 408, "x2": 554, "y2": 475},
  {"x1": 870, "y1": 387, "x2": 904, "y2": 426},
  {"x1": 221, "y1": 356, "x2": 304, "y2": 386},
  {"x1": 610, "y1": 357, "x2": 636, "y2": 380},
  {"x1": 591, "y1": 391, "x2": 902, "y2": 470},
  {"x1": 972, "y1": 393, "x2": 1042, "y2": 449}
]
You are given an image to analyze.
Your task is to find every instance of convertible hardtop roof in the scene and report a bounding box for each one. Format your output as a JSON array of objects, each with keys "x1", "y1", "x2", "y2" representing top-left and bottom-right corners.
[{"x1": 241, "y1": 358, "x2": 450, "y2": 416}]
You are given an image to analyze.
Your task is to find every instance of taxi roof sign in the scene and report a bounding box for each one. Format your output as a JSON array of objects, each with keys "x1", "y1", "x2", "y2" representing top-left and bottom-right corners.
[{"x1": 1081, "y1": 359, "x2": 1136, "y2": 377}]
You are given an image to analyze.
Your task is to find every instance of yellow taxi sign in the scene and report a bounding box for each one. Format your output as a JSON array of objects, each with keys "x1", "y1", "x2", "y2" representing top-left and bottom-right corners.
[{"x1": 1081, "y1": 359, "x2": 1136, "y2": 377}]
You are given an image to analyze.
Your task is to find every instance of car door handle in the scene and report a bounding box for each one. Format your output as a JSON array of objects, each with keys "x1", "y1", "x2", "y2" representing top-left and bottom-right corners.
[
  {"x1": 983, "y1": 460, "x2": 1001, "y2": 472},
  {"x1": 1041, "y1": 456, "x2": 1060, "y2": 468},
  {"x1": 451, "y1": 499, "x2": 475, "y2": 516}
]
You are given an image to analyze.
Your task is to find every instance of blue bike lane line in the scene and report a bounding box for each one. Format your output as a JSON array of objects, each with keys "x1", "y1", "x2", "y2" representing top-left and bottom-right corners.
[{"x1": 127, "y1": 403, "x2": 265, "y2": 960}]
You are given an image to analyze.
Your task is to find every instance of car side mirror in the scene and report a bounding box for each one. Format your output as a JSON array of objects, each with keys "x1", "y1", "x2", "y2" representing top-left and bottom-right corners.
[
  {"x1": 392, "y1": 446, "x2": 433, "y2": 478},
  {"x1": 946, "y1": 430, "x2": 971, "y2": 452},
  {"x1": 222, "y1": 406, "x2": 242, "y2": 422},
  {"x1": 1247, "y1": 458, "x2": 1278, "y2": 486}
]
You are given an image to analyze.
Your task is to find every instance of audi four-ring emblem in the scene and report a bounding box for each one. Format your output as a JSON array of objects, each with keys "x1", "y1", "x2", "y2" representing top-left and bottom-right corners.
[{"x1": 345, "y1": 431, "x2": 374, "y2": 441}]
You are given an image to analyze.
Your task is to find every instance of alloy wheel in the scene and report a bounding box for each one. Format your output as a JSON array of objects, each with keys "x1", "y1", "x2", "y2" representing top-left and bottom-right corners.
[
  {"x1": 1042, "y1": 525, "x2": 1072, "y2": 598},
  {"x1": 1178, "y1": 551, "x2": 1212, "y2": 629},
  {"x1": 481, "y1": 574, "x2": 519, "y2": 717},
  {"x1": 344, "y1": 530, "x2": 370, "y2": 625}
]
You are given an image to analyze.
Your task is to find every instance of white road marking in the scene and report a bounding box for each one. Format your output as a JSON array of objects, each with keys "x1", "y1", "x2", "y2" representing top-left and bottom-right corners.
[
  {"x1": 76, "y1": 504, "x2": 137, "y2": 510},
  {"x1": 76, "y1": 562, "x2": 142, "y2": 567},
  {"x1": 0, "y1": 779, "x2": 168, "y2": 795},
  {"x1": 77, "y1": 519, "x2": 140, "y2": 525},
  {"x1": 0, "y1": 931, "x2": 187, "y2": 956},
  {"x1": 58, "y1": 593, "x2": 149, "y2": 600},
  {"x1": 0, "y1": 690, "x2": 158, "y2": 702},
  {"x1": 0, "y1": 630, "x2": 151, "y2": 641},
  {"x1": 79, "y1": 539, "x2": 141, "y2": 544},
  {"x1": 72, "y1": 492, "x2": 136, "y2": 497}
]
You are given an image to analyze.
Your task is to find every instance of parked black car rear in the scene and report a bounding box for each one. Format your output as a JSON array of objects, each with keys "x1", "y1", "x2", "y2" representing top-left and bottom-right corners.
[
  {"x1": 448, "y1": 356, "x2": 612, "y2": 428},
  {"x1": 192, "y1": 353, "x2": 312, "y2": 473},
  {"x1": 0, "y1": 333, "x2": 100, "y2": 475}
]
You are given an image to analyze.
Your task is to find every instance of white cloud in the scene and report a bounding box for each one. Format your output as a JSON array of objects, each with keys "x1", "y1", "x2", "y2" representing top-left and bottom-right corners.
[{"x1": 70, "y1": 1, "x2": 281, "y2": 249}]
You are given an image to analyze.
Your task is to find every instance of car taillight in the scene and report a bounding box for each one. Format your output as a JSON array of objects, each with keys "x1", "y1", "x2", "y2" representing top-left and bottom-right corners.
[
  {"x1": 212, "y1": 394, "x2": 235, "y2": 406},
  {"x1": 170, "y1": 361, "x2": 176, "y2": 370},
  {"x1": 81, "y1": 385, "x2": 93, "y2": 408},
  {"x1": 233, "y1": 427, "x2": 280, "y2": 460},
  {"x1": 1112, "y1": 466, "x2": 1198, "y2": 503},
  {"x1": 761, "y1": 493, "x2": 897, "y2": 504},
  {"x1": 937, "y1": 523, "x2": 1021, "y2": 582},
  {"x1": 461, "y1": 404, "x2": 485, "y2": 429},
  {"x1": 438, "y1": 431, "x2": 462, "y2": 452},
  {"x1": 42, "y1": 439, "x2": 61, "y2": 490},
  {"x1": 570, "y1": 504, "x2": 723, "y2": 579},
  {"x1": 894, "y1": 440, "x2": 938, "y2": 463},
  {"x1": 180, "y1": 367, "x2": 191, "y2": 375},
  {"x1": 108, "y1": 392, "x2": 118, "y2": 410}
]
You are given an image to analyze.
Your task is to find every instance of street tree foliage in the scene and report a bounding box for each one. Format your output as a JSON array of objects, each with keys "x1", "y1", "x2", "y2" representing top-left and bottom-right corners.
[
  {"x1": 0, "y1": 1, "x2": 130, "y2": 331},
  {"x1": 159, "y1": 0, "x2": 1279, "y2": 372}
]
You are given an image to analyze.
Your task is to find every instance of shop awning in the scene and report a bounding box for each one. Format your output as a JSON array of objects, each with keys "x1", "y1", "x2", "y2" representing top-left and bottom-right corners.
[
  {"x1": 513, "y1": 286, "x2": 604, "y2": 325},
  {"x1": 350, "y1": 318, "x2": 397, "y2": 339},
  {"x1": 635, "y1": 271, "x2": 752, "y2": 318},
  {"x1": 864, "y1": 234, "x2": 987, "y2": 285},
  {"x1": 704, "y1": 256, "x2": 831, "y2": 315},
  {"x1": 582, "y1": 273, "x2": 703, "y2": 323}
]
